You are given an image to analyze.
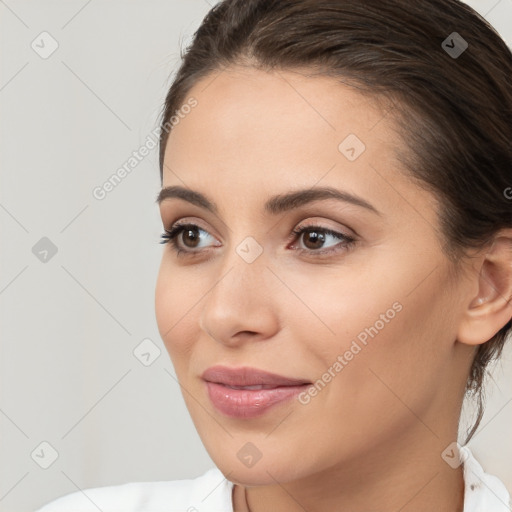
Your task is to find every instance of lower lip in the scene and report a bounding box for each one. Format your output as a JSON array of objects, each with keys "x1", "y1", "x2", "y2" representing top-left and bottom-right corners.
[{"x1": 205, "y1": 381, "x2": 310, "y2": 418}]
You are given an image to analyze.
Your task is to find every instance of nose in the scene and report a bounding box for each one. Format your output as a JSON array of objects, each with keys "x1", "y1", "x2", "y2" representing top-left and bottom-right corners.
[{"x1": 199, "y1": 253, "x2": 281, "y2": 347}]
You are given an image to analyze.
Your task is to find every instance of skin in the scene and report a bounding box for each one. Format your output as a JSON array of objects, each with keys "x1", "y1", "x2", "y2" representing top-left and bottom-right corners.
[{"x1": 155, "y1": 66, "x2": 512, "y2": 512}]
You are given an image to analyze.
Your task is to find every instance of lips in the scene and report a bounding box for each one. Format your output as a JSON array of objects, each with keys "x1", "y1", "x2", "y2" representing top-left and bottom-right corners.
[
  {"x1": 201, "y1": 365, "x2": 312, "y2": 418},
  {"x1": 201, "y1": 365, "x2": 311, "y2": 388}
]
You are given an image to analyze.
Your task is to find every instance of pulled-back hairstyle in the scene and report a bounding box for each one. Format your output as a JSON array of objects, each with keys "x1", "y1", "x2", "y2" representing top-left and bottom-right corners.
[{"x1": 158, "y1": 0, "x2": 512, "y2": 444}]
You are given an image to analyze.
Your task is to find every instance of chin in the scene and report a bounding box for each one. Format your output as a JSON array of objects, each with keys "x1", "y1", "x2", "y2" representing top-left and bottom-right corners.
[
  {"x1": 212, "y1": 451, "x2": 310, "y2": 486},
  {"x1": 221, "y1": 465, "x2": 295, "y2": 487}
]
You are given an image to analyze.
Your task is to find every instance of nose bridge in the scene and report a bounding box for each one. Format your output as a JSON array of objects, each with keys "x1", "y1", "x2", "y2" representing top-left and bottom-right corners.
[
  {"x1": 214, "y1": 226, "x2": 269, "y2": 293},
  {"x1": 208, "y1": 238, "x2": 268, "y2": 314},
  {"x1": 199, "y1": 236, "x2": 279, "y2": 343}
]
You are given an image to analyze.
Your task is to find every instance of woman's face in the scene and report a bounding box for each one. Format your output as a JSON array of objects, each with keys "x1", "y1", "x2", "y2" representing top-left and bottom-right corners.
[{"x1": 155, "y1": 66, "x2": 474, "y2": 484}]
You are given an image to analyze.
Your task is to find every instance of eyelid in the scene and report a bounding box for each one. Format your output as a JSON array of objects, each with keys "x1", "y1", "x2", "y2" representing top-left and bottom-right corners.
[
  {"x1": 163, "y1": 215, "x2": 356, "y2": 240},
  {"x1": 164, "y1": 217, "x2": 220, "y2": 239},
  {"x1": 165, "y1": 220, "x2": 221, "y2": 249},
  {"x1": 160, "y1": 217, "x2": 358, "y2": 259},
  {"x1": 290, "y1": 218, "x2": 357, "y2": 239}
]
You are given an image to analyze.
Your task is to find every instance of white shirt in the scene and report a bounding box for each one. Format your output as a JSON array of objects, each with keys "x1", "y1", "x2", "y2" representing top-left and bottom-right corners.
[{"x1": 35, "y1": 446, "x2": 510, "y2": 512}]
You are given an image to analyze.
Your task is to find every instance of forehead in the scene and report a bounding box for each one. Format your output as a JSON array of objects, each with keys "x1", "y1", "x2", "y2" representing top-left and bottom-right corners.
[
  {"x1": 164, "y1": 66, "x2": 397, "y2": 174},
  {"x1": 175, "y1": 66, "x2": 385, "y2": 133},
  {"x1": 160, "y1": 66, "x2": 438, "y2": 231}
]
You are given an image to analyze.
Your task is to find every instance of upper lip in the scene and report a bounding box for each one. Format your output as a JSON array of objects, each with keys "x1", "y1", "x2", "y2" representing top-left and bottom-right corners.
[{"x1": 202, "y1": 365, "x2": 311, "y2": 387}]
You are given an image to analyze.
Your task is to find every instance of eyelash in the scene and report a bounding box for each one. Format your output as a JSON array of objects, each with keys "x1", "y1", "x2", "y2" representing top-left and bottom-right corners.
[{"x1": 159, "y1": 221, "x2": 357, "y2": 259}]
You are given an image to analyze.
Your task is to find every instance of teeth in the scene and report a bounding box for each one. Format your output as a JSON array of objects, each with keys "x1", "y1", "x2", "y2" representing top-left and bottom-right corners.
[
  {"x1": 218, "y1": 383, "x2": 310, "y2": 390},
  {"x1": 226, "y1": 384, "x2": 268, "y2": 390}
]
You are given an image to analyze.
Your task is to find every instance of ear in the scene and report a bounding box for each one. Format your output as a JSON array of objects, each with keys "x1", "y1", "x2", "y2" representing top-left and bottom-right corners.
[{"x1": 457, "y1": 229, "x2": 512, "y2": 346}]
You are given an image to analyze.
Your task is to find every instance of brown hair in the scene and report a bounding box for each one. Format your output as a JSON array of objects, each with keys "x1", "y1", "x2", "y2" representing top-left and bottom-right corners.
[{"x1": 158, "y1": 0, "x2": 512, "y2": 444}]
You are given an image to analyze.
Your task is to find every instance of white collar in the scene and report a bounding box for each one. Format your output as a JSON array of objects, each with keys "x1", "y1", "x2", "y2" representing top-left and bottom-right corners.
[{"x1": 460, "y1": 445, "x2": 511, "y2": 511}]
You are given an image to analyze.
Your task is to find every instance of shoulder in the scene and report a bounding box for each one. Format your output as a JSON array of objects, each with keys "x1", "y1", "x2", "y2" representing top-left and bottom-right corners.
[
  {"x1": 461, "y1": 446, "x2": 511, "y2": 512},
  {"x1": 35, "y1": 467, "x2": 233, "y2": 512}
]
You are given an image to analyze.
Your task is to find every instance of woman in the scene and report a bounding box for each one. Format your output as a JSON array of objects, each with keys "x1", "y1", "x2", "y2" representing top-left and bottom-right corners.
[{"x1": 37, "y1": 0, "x2": 512, "y2": 510}]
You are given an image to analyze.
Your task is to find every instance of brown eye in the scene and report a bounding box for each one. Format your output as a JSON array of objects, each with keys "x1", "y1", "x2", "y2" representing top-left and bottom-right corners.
[
  {"x1": 290, "y1": 225, "x2": 357, "y2": 255},
  {"x1": 301, "y1": 229, "x2": 326, "y2": 250},
  {"x1": 160, "y1": 223, "x2": 218, "y2": 254},
  {"x1": 180, "y1": 226, "x2": 201, "y2": 248}
]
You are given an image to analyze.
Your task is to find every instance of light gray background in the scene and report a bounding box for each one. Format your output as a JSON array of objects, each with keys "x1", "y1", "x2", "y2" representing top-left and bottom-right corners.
[{"x1": 1, "y1": 1, "x2": 511, "y2": 511}]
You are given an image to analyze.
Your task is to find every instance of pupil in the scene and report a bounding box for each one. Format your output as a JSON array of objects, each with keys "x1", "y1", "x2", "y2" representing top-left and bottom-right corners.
[
  {"x1": 305, "y1": 230, "x2": 324, "y2": 249},
  {"x1": 184, "y1": 227, "x2": 200, "y2": 248}
]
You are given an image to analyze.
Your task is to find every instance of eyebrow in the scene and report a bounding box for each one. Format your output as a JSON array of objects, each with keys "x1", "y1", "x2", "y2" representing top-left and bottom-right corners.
[{"x1": 156, "y1": 185, "x2": 381, "y2": 216}]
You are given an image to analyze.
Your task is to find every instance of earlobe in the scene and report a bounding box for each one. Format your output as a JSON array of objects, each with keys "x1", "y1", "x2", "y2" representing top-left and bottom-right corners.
[{"x1": 457, "y1": 230, "x2": 512, "y2": 346}]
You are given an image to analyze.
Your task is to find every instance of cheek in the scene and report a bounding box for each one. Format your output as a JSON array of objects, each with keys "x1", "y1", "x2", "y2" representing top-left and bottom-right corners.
[
  {"x1": 286, "y1": 250, "x2": 453, "y2": 399},
  {"x1": 155, "y1": 257, "x2": 204, "y2": 362},
  {"x1": 281, "y1": 256, "x2": 405, "y2": 352},
  {"x1": 279, "y1": 264, "x2": 453, "y2": 464}
]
